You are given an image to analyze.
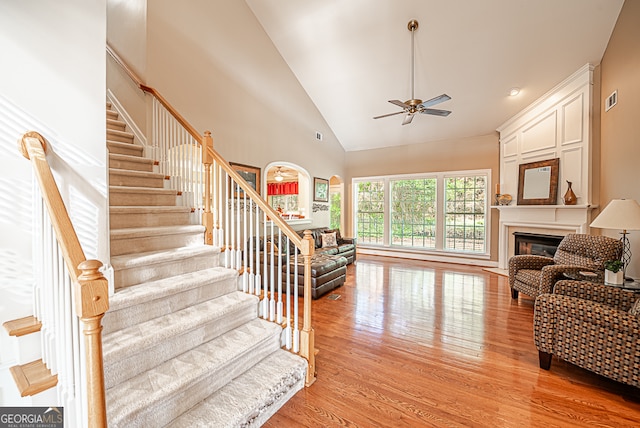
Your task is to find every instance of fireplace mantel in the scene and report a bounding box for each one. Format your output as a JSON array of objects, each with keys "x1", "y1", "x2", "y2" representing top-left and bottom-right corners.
[{"x1": 495, "y1": 204, "x2": 597, "y2": 269}]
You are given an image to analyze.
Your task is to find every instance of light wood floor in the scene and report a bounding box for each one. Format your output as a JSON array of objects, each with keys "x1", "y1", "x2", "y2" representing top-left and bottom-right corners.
[{"x1": 266, "y1": 254, "x2": 640, "y2": 427}]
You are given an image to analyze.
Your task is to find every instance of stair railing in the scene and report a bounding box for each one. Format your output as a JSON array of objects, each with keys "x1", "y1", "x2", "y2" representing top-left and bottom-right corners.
[
  {"x1": 107, "y1": 44, "x2": 316, "y2": 386},
  {"x1": 20, "y1": 131, "x2": 109, "y2": 427}
]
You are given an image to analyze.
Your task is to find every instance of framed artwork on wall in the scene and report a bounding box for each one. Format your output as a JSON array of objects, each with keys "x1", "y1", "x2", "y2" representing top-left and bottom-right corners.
[
  {"x1": 314, "y1": 177, "x2": 329, "y2": 202},
  {"x1": 230, "y1": 162, "x2": 261, "y2": 196}
]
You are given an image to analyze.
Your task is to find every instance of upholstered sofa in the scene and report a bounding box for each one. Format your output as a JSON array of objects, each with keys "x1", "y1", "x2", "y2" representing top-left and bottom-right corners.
[
  {"x1": 296, "y1": 227, "x2": 356, "y2": 265},
  {"x1": 534, "y1": 280, "x2": 640, "y2": 387},
  {"x1": 250, "y1": 227, "x2": 356, "y2": 299}
]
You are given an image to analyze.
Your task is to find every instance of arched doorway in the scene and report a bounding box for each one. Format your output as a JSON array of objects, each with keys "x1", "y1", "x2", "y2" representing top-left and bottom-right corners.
[{"x1": 264, "y1": 162, "x2": 310, "y2": 220}]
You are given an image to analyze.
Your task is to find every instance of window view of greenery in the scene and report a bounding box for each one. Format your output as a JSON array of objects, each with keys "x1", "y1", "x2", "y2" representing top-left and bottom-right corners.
[
  {"x1": 356, "y1": 180, "x2": 384, "y2": 245},
  {"x1": 391, "y1": 178, "x2": 437, "y2": 248},
  {"x1": 330, "y1": 191, "x2": 341, "y2": 230},
  {"x1": 355, "y1": 172, "x2": 488, "y2": 254},
  {"x1": 444, "y1": 176, "x2": 486, "y2": 252}
]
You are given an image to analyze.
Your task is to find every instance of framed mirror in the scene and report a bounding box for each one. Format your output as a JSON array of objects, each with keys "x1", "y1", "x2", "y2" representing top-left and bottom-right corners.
[{"x1": 517, "y1": 158, "x2": 559, "y2": 205}]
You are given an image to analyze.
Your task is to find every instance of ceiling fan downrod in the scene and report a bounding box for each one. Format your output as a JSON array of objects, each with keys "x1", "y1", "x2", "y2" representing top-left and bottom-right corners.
[{"x1": 408, "y1": 19, "x2": 418, "y2": 103}]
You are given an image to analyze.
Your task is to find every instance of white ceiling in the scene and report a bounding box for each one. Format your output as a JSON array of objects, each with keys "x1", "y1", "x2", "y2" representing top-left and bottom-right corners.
[{"x1": 245, "y1": 0, "x2": 623, "y2": 152}]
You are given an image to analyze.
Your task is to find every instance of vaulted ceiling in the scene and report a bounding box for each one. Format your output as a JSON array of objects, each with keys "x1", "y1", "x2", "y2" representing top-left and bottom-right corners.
[{"x1": 246, "y1": 0, "x2": 624, "y2": 152}]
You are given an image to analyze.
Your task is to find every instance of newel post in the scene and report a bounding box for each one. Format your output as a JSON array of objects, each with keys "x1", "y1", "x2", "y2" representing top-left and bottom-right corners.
[
  {"x1": 202, "y1": 131, "x2": 214, "y2": 245},
  {"x1": 300, "y1": 230, "x2": 316, "y2": 386},
  {"x1": 77, "y1": 260, "x2": 109, "y2": 428}
]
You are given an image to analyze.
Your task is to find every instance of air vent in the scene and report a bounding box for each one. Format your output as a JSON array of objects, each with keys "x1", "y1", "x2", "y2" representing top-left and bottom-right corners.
[
  {"x1": 605, "y1": 90, "x2": 617, "y2": 112},
  {"x1": 315, "y1": 131, "x2": 323, "y2": 141}
]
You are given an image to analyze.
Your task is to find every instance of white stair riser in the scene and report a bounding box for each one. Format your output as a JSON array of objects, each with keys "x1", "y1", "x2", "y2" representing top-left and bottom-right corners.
[
  {"x1": 108, "y1": 141, "x2": 144, "y2": 157},
  {"x1": 104, "y1": 299, "x2": 258, "y2": 389},
  {"x1": 109, "y1": 171, "x2": 164, "y2": 188},
  {"x1": 110, "y1": 190, "x2": 177, "y2": 207},
  {"x1": 110, "y1": 210, "x2": 192, "y2": 229},
  {"x1": 102, "y1": 276, "x2": 237, "y2": 335},
  {"x1": 113, "y1": 254, "x2": 218, "y2": 289},
  {"x1": 110, "y1": 230, "x2": 204, "y2": 256}
]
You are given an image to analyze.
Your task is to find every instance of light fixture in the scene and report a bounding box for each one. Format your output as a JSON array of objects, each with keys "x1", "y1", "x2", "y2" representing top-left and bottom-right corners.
[
  {"x1": 274, "y1": 168, "x2": 284, "y2": 182},
  {"x1": 590, "y1": 199, "x2": 640, "y2": 279},
  {"x1": 509, "y1": 87, "x2": 520, "y2": 97}
]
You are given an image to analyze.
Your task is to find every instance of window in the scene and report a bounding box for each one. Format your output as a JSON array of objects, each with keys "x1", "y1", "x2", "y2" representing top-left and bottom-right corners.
[
  {"x1": 444, "y1": 175, "x2": 486, "y2": 252},
  {"x1": 330, "y1": 191, "x2": 341, "y2": 230},
  {"x1": 390, "y1": 178, "x2": 436, "y2": 248},
  {"x1": 354, "y1": 170, "x2": 489, "y2": 256},
  {"x1": 356, "y1": 180, "x2": 384, "y2": 245},
  {"x1": 269, "y1": 194, "x2": 298, "y2": 213}
]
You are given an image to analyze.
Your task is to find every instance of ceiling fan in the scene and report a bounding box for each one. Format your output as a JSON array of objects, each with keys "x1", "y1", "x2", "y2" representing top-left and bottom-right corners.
[
  {"x1": 273, "y1": 166, "x2": 295, "y2": 182},
  {"x1": 374, "y1": 19, "x2": 451, "y2": 125}
]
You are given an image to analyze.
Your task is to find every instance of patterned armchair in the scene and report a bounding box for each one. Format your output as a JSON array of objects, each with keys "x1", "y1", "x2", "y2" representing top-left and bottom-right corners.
[
  {"x1": 534, "y1": 280, "x2": 640, "y2": 387},
  {"x1": 508, "y1": 233, "x2": 622, "y2": 299}
]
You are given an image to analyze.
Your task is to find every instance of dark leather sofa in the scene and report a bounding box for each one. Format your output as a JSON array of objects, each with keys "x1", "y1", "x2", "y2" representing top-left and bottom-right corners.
[
  {"x1": 297, "y1": 228, "x2": 356, "y2": 265},
  {"x1": 251, "y1": 227, "x2": 356, "y2": 298}
]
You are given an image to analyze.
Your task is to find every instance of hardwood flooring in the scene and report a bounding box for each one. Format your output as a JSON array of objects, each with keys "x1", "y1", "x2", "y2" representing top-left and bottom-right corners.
[{"x1": 266, "y1": 254, "x2": 640, "y2": 427}]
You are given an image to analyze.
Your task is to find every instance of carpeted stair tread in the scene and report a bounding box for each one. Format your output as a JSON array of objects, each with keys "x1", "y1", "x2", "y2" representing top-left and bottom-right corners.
[
  {"x1": 109, "y1": 205, "x2": 194, "y2": 228},
  {"x1": 111, "y1": 246, "x2": 220, "y2": 270},
  {"x1": 109, "y1": 153, "x2": 151, "y2": 165},
  {"x1": 110, "y1": 224, "x2": 204, "y2": 239},
  {"x1": 103, "y1": 291, "x2": 257, "y2": 363},
  {"x1": 103, "y1": 292, "x2": 260, "y2": 388},
  {"x1": 111, "y1": 245, "x2": 221, "y2": 289},
  {"x1": 108, "y1": 267, "x2": 237, "y2": 312},
  {"x1": 109, "y1": 185, "x2": 176, "y2": 195},
  {"x1": 106, "y1": 318, "x2": 282, "y2": 428},
  {"x1": 168, "y1": 349, "x2": 306, "y2": 428},
  {"x1": 104, "y1": 267, "x2": 238, "y2": 334},
  {"x1": 109, "y1": 167, "x2": 163, "y2": 180},
  {"x1": 110, "y1": 205, "x2": 191, "y2": 215}
]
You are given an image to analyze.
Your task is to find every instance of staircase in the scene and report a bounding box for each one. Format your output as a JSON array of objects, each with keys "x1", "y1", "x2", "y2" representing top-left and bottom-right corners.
[{"x1": 104, "y1": 103, "x2": 306, "y2": 427}]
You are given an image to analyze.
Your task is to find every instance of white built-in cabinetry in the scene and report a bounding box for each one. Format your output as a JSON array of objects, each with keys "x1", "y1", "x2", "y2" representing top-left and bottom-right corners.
[
  {"x1": 497, "y1": 63, "x2": 595, "y2": 204},
  {"x1": 495, "y1": 64, "x2": 597, "y2": 269}
]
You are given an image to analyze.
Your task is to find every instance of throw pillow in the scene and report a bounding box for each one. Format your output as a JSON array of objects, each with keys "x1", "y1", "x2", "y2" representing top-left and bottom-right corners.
[
  {"x1": 629, "y1": 298, "x2": 640, "y2": 317},
  {"x1": 321, "y1": 232, "x2": 337, "y2": 248}
]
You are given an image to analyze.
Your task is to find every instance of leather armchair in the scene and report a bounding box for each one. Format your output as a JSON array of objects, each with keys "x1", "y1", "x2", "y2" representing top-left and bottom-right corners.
[
  {"x1": 534, "y1": 280, "x2": 640, "y2": 387},
  {"x1": 508, "y1": 233, "x2": 622, "y2": 299}
]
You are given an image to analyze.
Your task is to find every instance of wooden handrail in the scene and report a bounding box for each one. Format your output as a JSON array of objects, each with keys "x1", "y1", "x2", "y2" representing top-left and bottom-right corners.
[
  {"x1": 107, "y1": 44, "x2": 203, "y2": 144},
  {"x1": 107, "y1": 43, "x2": 315, "y2": 386},
  {"x1": 106, "y1": 43, "x2": 304, "y2": 250},
  {"x1": 20, "y1": 131, "x2": 108, "y2": 427}
]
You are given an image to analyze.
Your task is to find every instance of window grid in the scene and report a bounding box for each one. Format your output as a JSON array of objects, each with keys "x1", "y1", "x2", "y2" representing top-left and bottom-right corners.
[
  {"x1": 356, "y1": 181, "x2": 385, "y2": 245},
  {"x1": 390, "y1": 178, "x2": 437, "y2": 248},
  {"x1": 444, "y1": 176, "x2": 486, "y2": 252}
]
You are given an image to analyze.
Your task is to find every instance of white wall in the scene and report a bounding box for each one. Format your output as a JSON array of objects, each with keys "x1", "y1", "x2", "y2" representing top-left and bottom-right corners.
[
  {"x1": 144, "y1": 0, "x2": 346, "y2": 229},
  {"x1": 0, "y1": 0, "x2": 107, "y2": 406}
]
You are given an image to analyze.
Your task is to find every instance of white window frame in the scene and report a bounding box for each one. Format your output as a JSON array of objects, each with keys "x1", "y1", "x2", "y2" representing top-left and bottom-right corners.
[{"x1": 353, "y1": 169, "x2": 491, "y2": 258}]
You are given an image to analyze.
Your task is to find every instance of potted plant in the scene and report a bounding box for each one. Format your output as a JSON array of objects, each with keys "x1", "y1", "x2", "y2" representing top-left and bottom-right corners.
[{"x1": 604, "y1": 260, "x2": 624, "y2": 285}]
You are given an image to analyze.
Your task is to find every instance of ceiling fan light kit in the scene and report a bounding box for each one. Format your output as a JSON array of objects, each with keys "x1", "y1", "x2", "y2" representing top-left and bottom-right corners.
[{"x1": 374, "y1": 19, "x2": 452, "y2": 125}]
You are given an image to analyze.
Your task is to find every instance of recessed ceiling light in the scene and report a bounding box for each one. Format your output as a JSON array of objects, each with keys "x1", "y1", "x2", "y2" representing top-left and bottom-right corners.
[{"x1": 509, "y1": 87, "x2": 521, "y2": 97}]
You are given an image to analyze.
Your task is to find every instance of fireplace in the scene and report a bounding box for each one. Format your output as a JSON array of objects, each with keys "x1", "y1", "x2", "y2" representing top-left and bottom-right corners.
[{"x1": 513, "y1": 232, "x2": 564, "y2": 258}]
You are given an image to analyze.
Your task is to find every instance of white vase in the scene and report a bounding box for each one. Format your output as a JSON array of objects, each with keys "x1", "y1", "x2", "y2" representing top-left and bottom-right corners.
[{"x1": 605, "y1": 269, "x2": 624, "y2": 285}]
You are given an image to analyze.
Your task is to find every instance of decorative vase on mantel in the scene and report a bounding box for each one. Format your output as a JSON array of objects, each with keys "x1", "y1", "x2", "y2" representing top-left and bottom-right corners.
[{"x1": 563, "y1": 180, "x2": 577, "y2": 205}]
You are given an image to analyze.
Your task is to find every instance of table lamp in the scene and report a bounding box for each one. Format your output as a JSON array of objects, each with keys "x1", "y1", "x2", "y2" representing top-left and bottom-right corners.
[{"x1": 590, "y1": 199, "x2": 640, "y2": 280}]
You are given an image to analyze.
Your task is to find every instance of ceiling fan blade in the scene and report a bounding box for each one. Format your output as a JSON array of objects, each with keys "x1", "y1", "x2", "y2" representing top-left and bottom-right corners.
[
  {"x1": 402, "y1": 113, "x2": 415, "y2": 125},
  {"x1": 374, "y1": 111, "x2": 405, "y2": 119},
  {"x1": 419, "y1": 108, "x2": 452, "y2": 117},
  {"x1": 389, "y1": 100, "x2": 410, "y2": 109},
  {"x1": 418, "y1": 94, "x2": 451, "y2": 109}
]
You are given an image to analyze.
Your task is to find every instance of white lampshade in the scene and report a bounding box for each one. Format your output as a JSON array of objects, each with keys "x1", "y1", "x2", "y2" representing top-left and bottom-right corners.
[{"x1": 590, "y1": 199, "x2": 640, "y2": 231}]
